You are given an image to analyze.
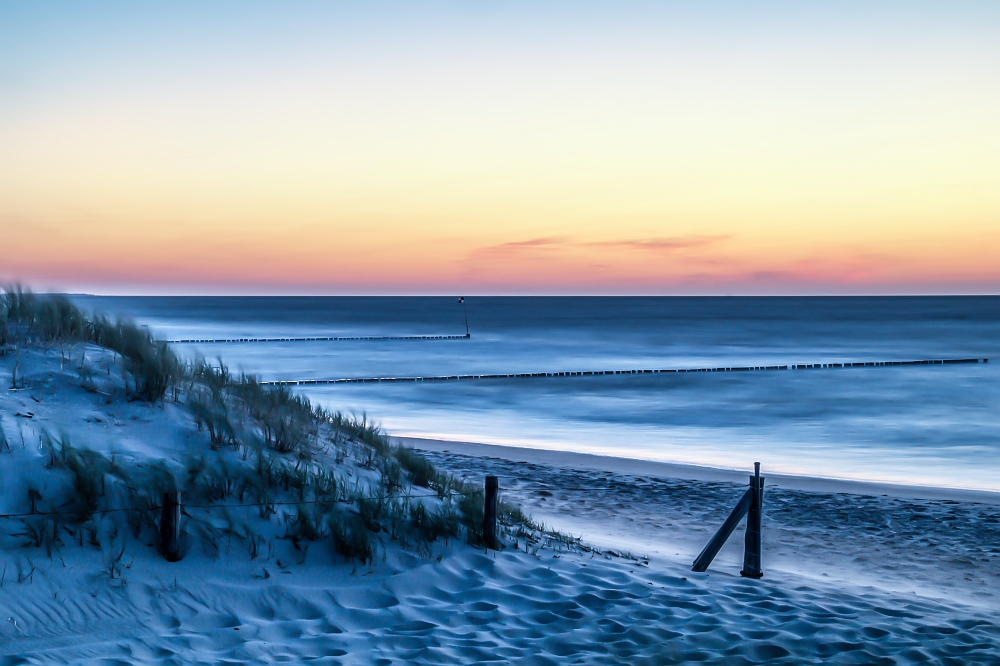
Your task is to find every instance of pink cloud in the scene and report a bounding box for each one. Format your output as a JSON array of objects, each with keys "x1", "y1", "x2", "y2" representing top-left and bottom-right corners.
[{"x1": 471, "y1": 235, "x2": 728, "y2": 260}]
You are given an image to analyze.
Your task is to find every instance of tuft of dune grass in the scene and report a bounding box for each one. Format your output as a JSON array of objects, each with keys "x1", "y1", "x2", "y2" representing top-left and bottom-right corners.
[{"x1": 2, "y1": 286, "x2": 179, "y2": 401}]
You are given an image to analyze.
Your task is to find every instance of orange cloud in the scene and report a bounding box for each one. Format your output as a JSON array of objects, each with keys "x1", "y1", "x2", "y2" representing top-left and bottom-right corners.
[{"x1": 471, "y1": 235, "x2": 728, "y2": 259}]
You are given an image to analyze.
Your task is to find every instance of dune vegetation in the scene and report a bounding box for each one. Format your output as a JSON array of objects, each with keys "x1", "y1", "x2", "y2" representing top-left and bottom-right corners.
[{"x1": 0, "y1": 286, "x2": 561, "y2": 572}]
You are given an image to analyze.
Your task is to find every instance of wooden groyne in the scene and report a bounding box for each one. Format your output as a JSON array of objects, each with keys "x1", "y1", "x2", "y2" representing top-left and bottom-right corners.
[
  {"x1": 166, "y1": 333, "x2": 471, "y2": 344},
  {"x1": 260, "y1": 357, "x2": 988, "y2": 386}
]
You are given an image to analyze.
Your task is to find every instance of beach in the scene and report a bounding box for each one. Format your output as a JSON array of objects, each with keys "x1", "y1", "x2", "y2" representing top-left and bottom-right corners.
[
  {"x1": 403, "y1": 438, "x2": 1000, "y2": 605},
  {"x1": 3, "y1": 342, "x2": 999, "y2": 665},
  {"x1": 3, "y1": 425, "x2": 999, "y2": 664},
  {"x1": 4, "y1": 525, "x2": 999, "y2": 664},
  {"x1": 2, "y1": 296, "x2": 1000, "y2": 663}
]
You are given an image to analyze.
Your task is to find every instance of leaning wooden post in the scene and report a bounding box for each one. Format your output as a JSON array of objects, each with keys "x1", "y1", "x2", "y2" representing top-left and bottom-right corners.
[
  {"x1": 159, "y1": 491, "x2": 182, "y2": 562},
  {"x1": 483, "y1": 476, "x2": 499, "y2": 550},
  {"x1": 740, "y1": 462, "x2": 764, "y2": 579},
  {"x1": 692, "y1": 486, "x2": 753, "y2": 572}
]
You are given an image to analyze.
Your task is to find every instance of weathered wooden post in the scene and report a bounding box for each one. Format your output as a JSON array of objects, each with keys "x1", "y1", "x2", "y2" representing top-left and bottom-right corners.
[
  {"x1": 740, "y1": 462, "x2": 764, "y2": 579},
  {"x1": 692, "y1": 486, "x2": 753, "y2": 572},
  {"x1": 483, "y1": 475, "x2": 498, "y2": 550},
  {"x1": 159, "y1": 491, "x2": 182, "y2": 562},
  {"x1": 692, "y1": 462, "x2": 765, "y2": 576}
]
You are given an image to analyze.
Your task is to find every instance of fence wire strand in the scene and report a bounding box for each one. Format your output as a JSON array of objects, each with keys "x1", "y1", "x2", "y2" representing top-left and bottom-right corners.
[{"x1": 0, "y1": 490, "x2": 482, "y2": 520}]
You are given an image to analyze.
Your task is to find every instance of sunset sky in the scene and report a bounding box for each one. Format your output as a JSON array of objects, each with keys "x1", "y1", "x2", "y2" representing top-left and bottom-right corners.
[{"x1": 1, "y1": 2, "x2": 997, "y2": 295}]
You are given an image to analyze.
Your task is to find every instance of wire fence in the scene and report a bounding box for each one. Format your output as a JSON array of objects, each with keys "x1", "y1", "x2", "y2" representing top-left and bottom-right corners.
[
  {"x1": 0, "y1": 480, "x2": 750, "y2": 521},
  {"x1": 0, "y1": 490, "x2": 482, "y2": 520},
  {"x1": 164, "y1": 334, "x2": 470, "y2": 344}
]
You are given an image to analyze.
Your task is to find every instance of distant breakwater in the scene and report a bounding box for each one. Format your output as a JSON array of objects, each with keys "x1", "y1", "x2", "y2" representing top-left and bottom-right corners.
[
  {"x1": 165, "y1": 334, "x2": 471, "y2": 343},
  {"x1": 261, "y1": 357, "x2": 988, "y2": 386}
]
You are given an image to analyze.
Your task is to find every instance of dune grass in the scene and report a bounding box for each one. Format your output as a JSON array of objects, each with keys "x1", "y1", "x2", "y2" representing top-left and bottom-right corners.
[
  {"x1": 1, "y1": 287, "x2": 567, "y2": 567},
  {"x1": 1, "y1": 286, "x2": 179, "y2": 401}
]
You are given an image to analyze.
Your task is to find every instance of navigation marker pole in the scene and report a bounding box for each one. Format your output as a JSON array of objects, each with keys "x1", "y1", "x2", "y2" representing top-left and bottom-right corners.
[{"x1": 459, "y1": 297, "x2": 470, "y2": 338}]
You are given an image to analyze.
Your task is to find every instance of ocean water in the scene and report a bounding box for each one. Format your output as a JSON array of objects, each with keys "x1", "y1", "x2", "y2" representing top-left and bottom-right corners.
[{"x1": 77, "y1": 296, "x2": 1000, "y2": 491}]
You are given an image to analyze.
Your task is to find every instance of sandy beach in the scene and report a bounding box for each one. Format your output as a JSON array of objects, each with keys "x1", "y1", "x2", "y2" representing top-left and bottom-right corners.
[
  {"x1": 401, "y1": 437, "x2": 1000, "y2": 607},
  {"x1": 4, "y1": 526, "x2": 998, "y2": 665},
  {"x1": 0, "y1": 327, "x2": 998, "y2": 663}
]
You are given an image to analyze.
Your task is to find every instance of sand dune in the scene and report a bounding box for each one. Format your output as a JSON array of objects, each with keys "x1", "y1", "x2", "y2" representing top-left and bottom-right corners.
[{"x1": 2, "y1": 341, "x2": 999, "y2": 663}]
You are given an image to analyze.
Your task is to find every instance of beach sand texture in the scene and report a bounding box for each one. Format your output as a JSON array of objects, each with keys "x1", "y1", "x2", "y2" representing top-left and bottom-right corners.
[
  {"x1": 407, "y1": 439, "x2": 1000, "y2": 606},
  {"x1": 3, "y1": 539, "x2": 1000, "y2": 664},
  {"x1": 1, "y1": 344, "x2": 999, "y2": 664}
]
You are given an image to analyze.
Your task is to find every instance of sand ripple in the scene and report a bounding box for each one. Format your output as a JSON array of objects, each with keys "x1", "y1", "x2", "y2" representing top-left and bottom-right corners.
[{"x1": 2, "y1": 546, "x2": 998, "y2": 664}]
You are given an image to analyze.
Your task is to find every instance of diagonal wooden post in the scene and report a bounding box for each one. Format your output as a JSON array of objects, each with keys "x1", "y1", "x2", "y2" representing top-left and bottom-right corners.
[
  {"x1": 692, "y1": 487, "x2": 753, "y2": 572},
  {"x1": 693, "y1": 462, "x2": 766, "y2": 575},
  {"x1": 160, "y1": 491, "x2": 182, "y2": 562},
  {"x1": 740, "y1": 463, "x2": 764, "y2": 579}
]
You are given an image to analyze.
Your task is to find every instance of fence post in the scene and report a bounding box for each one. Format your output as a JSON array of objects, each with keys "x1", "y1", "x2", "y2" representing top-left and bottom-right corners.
[
  {"x1": 160, "y1": 491, "x2": 182, "y2": 562},
  {"x1": 740, "y1": 463, "x2": 764, "y2": 579},
  {"x1": 483, "y1": 476, "x2": 498, "y2": 550}
]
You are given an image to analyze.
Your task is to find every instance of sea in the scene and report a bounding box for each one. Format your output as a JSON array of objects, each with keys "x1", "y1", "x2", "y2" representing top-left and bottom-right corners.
[{"x1": 76, "y1": 296, "x2": 1000, "y2": 492}]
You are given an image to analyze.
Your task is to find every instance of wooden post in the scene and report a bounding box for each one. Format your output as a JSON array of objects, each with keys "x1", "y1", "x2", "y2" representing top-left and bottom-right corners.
[
  {"x1": 741, "y1": 463, "x2": 764, "y2": 579},
  {"x1": 483, "y1": 476, "x2": 498, "y2": 550},
  {"x1": 160, "y1": 491, "x2": 182, "y2": 562},
  {"x1": 692, "y1": 487, "x2": 752, "y2": 572}
]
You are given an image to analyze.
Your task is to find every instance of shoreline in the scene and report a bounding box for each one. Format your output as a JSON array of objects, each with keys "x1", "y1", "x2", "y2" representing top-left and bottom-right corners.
[{"x1": 395, "y1": 435, "x2": 1000, "y2": 505}]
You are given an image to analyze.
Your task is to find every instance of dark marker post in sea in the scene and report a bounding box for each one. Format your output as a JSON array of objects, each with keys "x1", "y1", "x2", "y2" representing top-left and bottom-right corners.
[{"x1": 459, "y1": 297, "x2": 470, "y2": 338}]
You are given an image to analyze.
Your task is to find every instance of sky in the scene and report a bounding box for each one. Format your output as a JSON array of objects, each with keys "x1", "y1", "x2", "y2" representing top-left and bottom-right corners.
[{"x1": 1, "y1": 2, "x2": 998, "y2": 295}]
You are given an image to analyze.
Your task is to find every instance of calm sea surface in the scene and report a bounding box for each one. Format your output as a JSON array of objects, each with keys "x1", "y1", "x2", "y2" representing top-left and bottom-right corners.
[{"x1": 76, "y1": 296, "x2": 1000, "y2": 491}]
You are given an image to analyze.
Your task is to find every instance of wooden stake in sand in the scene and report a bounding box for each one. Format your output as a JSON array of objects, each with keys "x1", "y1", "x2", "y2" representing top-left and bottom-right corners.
[
  {"x1": 484, "y1": 476, "x2": 499, "y2": 550},
  {"x1": 692, "y1": 463, "x2": 765, "y2": 577},
  {"x1": 160, "y1": 491, "x2": 182, "y2": 562},
  {"x1": 740, "y1": 463, "x2": 764, "y2": 579}
]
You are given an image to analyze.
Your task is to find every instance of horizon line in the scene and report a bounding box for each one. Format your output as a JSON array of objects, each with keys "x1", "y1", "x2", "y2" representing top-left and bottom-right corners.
[{"x1": 62, "y1": 292, "x2": 1000, "y2": 298}]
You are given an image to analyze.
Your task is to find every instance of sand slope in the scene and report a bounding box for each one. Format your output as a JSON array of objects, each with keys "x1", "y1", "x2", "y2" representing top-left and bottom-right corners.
[{"x1": 3, "y1": 543, "x2": 1000, "y2": 665}]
